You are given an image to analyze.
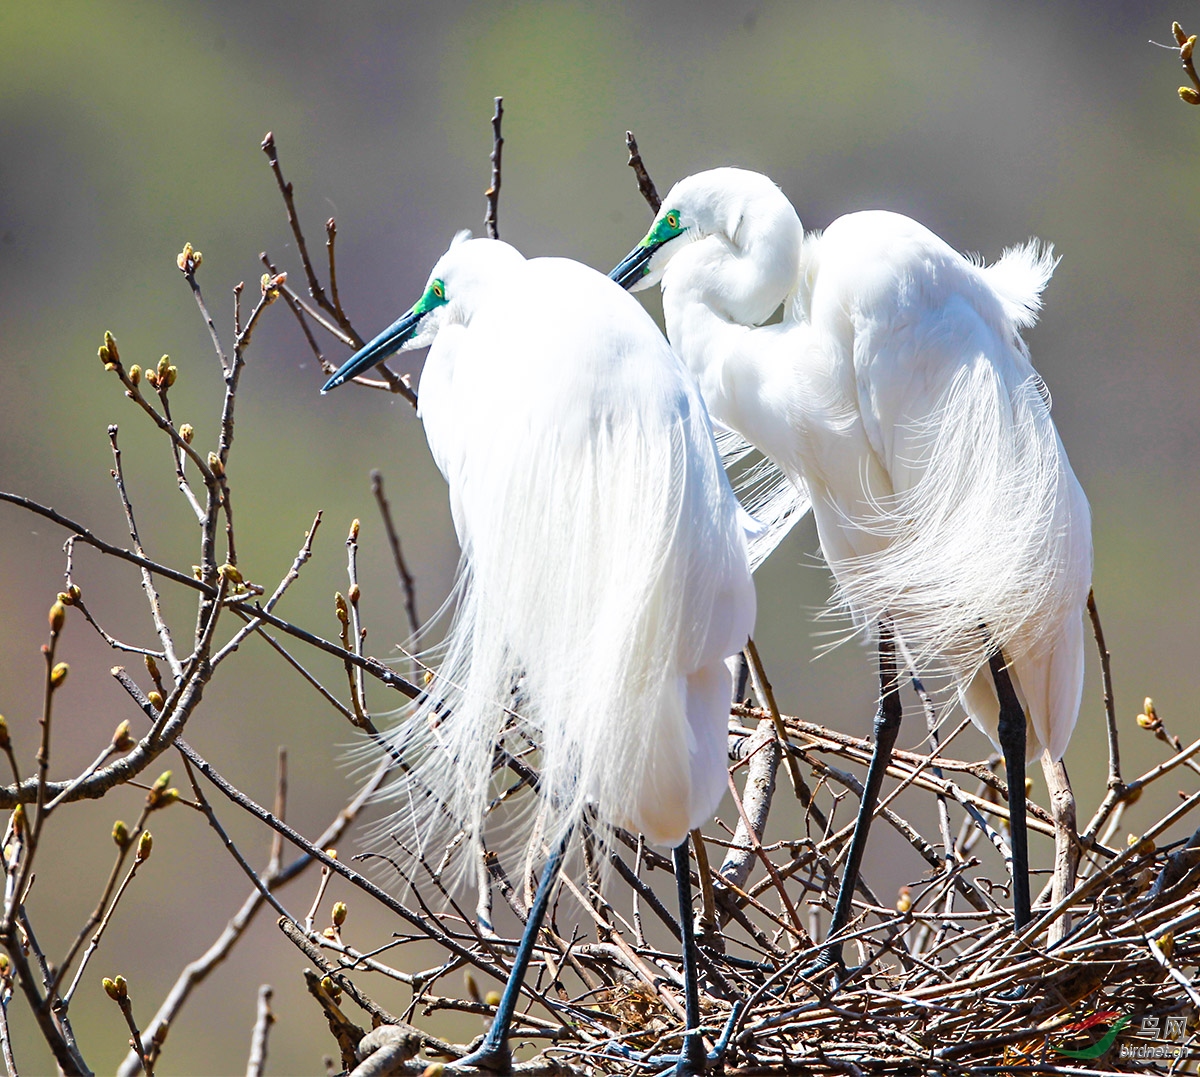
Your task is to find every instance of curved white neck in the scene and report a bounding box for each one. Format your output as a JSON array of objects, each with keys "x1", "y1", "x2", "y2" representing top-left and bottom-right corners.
[{"x1": 661, "y1": 277, "x2": 805, "y2": 477}]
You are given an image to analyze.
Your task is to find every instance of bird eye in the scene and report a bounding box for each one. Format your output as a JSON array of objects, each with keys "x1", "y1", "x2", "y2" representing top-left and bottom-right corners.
[
  {"x1": 432, "y1": 281, "x2": 444, "y2": 300},
  {"x1": 666, "y1": 213, "x2": 679, "y2": 229}
]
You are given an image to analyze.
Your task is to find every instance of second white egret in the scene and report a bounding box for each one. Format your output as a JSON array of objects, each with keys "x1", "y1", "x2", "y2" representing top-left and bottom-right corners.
[{"x1": 611, "y1": 168, "x2": 1092, "y2": 965}]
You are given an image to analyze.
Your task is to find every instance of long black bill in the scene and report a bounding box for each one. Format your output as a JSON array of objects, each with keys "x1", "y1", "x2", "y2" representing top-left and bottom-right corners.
[
  {"x1": 321, "y1": 307, "x2": 423, "y2": 393},
  {"x1": 608, "y1": 243, "x2": 657, "y2": 290}
]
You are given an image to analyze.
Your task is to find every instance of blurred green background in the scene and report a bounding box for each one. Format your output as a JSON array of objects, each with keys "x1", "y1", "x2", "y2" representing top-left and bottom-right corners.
[{"x1": 1, "y1": 1, "x2": 1198, "y2": 1072}]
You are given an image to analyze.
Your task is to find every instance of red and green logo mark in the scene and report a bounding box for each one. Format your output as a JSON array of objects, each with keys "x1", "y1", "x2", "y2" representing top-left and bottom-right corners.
[{"x1": 1052, "y1": 1011, "x2": 1131, "y2": 1059}]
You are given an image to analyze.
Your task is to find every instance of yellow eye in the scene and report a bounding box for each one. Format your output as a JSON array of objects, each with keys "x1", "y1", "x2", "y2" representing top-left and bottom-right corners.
[
  {"x1": 432, "y1": 281, "x2": 444, "y2": 299},
  {"x1": 666, "y1": 213, "x2": 678, "y2": 229}
]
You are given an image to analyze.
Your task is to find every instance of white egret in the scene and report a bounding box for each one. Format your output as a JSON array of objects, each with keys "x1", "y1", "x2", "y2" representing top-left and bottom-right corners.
[
  {"x1": 611, "y1": 168, "x2": 1092, "y2": 964},
  {"x1": 322, "y1": 233, "x2": 756, "y2": 1074}
]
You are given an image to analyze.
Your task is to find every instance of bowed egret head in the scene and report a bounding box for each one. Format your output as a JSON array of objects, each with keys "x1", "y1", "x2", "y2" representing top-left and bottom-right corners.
[
  {"x1": 322, "y1": 233, "x2": 523, "y2": 392},
  {"x1": 611, "y1": 167, "x2": 803, "y2": 324}
]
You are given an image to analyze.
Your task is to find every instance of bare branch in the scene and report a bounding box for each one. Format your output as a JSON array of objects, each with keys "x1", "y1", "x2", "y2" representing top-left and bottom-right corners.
[
  {"x1": 485, "y1": 97, "x2": 504, "y2": 239},
  {"x1": 624, "y1": 131, "x2": 661, "y2": 214}
]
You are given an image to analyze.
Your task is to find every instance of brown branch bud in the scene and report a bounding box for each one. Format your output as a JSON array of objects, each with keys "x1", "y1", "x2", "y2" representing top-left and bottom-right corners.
[
  {"x1": 347, "y1": 584, "x2": 360, "y2": 604},
  {"x1": 147, "y1": 691, "x2": 164, "y2": 711},
  {"x1": 1175, "y1": 21, "x2": 1189, "y2": 46},
  {"x1": 180, "y1": 423, "x2": 194, "y2": 444},
  {"x1": 104, "y1": 331, "x2": 120, "y2": 365},
  {"x1": 128, "y1": 364, "x2": 141, "y2": 387},
  {"x1": 11, "y1": 804, "x2": 25, "y2": 836},
  {"x1": 1180, "y1": 86, "x2": 1200, "y2": 105},
  {"x1": 331, "y1": 900, "x2": 347, "y2": 927},
  {"x1": 112, "y1": 720, "x2": 134, "y2": 751},
  {"x1": 103, "y1": 975, "x2": 128, "y2": 1001},
  {"x1": 335, "y1": 593, "x2": 349, "y2": 626},
  {"x1": 349, "y1": 518, "x2": 360, "y2": 542},
  {"x1": 1183, "y1": 35, "x2": 1196, "y2": 62},
  {"x1": 136, "y1": 830, "x2": 153, "y2": 861},
  {"x1": 219, "y1": 563, "x2": 243, "y2": 586},
  {"x1": 49, "y1": 601, "x2": 66, "y2": 633},
  {"x1": 113, "y1": 820, "x2": 130, "y2": 849},
  {"x1": 208, "y1": 452, "x2": 224, "y2": 478},
  {"x1": 0, "y1": 716, "x2": 10, "y2": 751},
  {"x1": 50, "y1": 662, "x2": 69, "y2": 689},
  {"x1": 144, "y1": 654, "x2": 159, "y2": 681},
  {"x1": 422, "y1": 1064, "x2": 446, "y2": 1077}
]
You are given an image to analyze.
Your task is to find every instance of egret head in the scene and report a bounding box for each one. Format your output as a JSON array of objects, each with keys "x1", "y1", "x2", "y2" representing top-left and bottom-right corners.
[
  {"x1": 609, "y1": 167, "x2": 802, "y2": 324},
  {"x1": 321, "y1": 233, "x2": 524, "y2": 393}
]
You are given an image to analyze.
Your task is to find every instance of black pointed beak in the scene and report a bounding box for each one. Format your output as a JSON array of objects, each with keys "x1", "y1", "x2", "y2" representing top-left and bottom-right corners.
[
  {"x1": 608, "y1": 243, "x2": 657, "y2": 290},
  {"x1": 321, "y1": 307, "x2": 424, "y2": 393}
]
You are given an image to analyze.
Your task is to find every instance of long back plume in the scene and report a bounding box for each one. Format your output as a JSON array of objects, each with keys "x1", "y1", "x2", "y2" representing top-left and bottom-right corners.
[{"x1": 368, "y1": 254, "x2": 753, "y2": 884}]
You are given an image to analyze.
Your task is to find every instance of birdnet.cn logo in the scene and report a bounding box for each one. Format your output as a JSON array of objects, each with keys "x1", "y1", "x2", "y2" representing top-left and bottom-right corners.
[{"x1": 1051, "y1": 1010, "x2": 1194, "y2": 1062}]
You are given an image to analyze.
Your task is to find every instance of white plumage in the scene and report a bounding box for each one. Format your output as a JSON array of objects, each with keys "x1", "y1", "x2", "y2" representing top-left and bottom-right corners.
[
  {"x1": 617, "y1": 167, "x2": 1091, "y2": 765},
  {"x1": 341, "y1": 234, "x2": 756, "y2": 878}
]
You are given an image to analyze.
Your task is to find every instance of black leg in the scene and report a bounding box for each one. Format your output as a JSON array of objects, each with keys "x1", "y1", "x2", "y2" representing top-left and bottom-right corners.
[
  {"x1": 458, "y1": 833, "x2": 570, "y2": 1073},
  {"x1": 673, "y1": 840, "x2": 708, "y2": 1076},
  {"x1": 989, "y1": 649, "x2": 1031, "y2": 930},
  {"x1": 733, "y1": 652, "x2": 750, "y2": 704},
  {"x1": 813, "y1": 624, "x2": 902, "y2": 973}
]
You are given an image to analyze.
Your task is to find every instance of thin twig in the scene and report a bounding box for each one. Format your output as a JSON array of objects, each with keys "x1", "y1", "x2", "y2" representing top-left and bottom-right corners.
[
  {"x1": 625, "y1": 131, "x2": 661, "y2": 213},
  {"x1": 245, "y1": 985, "x2": 274, "y2": 1077},
  {"x1": 485, "y1": 97, "x2": 504, "y2": 239},
  {"x1": 370, "y1": 471, "x2": 420, "y2": 640}
]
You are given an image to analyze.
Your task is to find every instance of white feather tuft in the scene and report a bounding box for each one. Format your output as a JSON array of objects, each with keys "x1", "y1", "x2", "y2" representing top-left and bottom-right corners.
[{"x1": 982, "y1": 240, "x2": 1059, "y2": 329}]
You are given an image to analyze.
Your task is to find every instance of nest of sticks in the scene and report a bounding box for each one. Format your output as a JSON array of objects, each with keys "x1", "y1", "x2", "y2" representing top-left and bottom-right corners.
[{"x1": 320, "y1": 671, "x2": 1200, "y2": 1076}]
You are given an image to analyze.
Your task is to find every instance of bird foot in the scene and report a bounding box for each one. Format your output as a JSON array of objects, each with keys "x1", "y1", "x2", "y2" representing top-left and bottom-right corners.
[
  {"x1": 454, "y1": 1037, "x2": 511, "y2": 1074},
  {"x1": 799, "y1": 944, "x2": 849, "y2": 992}
]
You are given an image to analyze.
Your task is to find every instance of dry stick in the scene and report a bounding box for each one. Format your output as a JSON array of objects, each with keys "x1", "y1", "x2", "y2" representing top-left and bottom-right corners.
[
  {"x1": 107, "y1": 426, "x2": 183, "y2": 680},
  {"x1": 1, "y1": 928, "x2": 87, "y2": 1075},
  {"x1": 1077, "y1": 589, "x2": 1129, "y2": 840},
  {"x1": 212, "y1": 512, "x2": 324, "y2": 668},
  {"x1": 261, "y1": 132, "x2": 344, "y2": 331},
  {"x1": 3, "y1": 622, "x2": 62, "y2": 934},
  {"x1": 1039, "y1": 754, "x2": 1078, "y2": 945},
  {"x1": 245, "y1": 985, "x2": 274, "y2": 1077},
  {"x1": 485, "y1": 96, "x2": 504, "y2": 240},
  {"x1": 63, "y1": 843, "x2": 153, "y2": 1005},
  {"x1": 278, "y1": 920, "x2": 460, "y2": 1056},
  {"x1": 910, "y1": 678, "x2": 957, "y2": 956},
  {"x1": 718, "y1": 720, "x2": 779, "y2": 908},
  {"x1": 325, "y1": 217, "x2": 347, "y2": 322},
  {"x1": 690, "y1": 829, "x2": 720, "y2": 945},
  {"x1": 115, "y1": 756, "x2": 393, "y2": 1077},
  {"x1": 110, "y1": 989, "x2": 152, "y2": 1077},
  {"x1": 146, "y1": 378, "x2": 203, "y2": 523},
  {"x1": 371, "y1": 471, "x2": 420, "y2": 639},
  {"x1": 625, "y1": 131, "x2": 661, "y2": 213},
  {"x1": 724, "y1": 770, "x2": 809, "y2": 944},
  {"x1": 260, "y1": 134, "x2": 418, "y2": 405},
  {"x1": 0, "y1": 995, "x2": 17, "y2": 1077},
  {"x1": 0, "y1": 491, "x2": 215, "y2": 597},
  {"x1": 744, "y1": 639, "x2": 806, "y2": 800},
  {"x1": 176, "y1": 741, "x2": 520, "y2": 985},
  {"x1": 345, "y1": 519, "x2": 368, "y2": 720}
]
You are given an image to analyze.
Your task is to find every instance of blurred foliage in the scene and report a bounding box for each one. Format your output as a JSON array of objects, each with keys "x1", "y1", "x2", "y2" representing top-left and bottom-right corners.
[{"x1": 1, "y1": 1, "x2": 1198, "y2": 1072}]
